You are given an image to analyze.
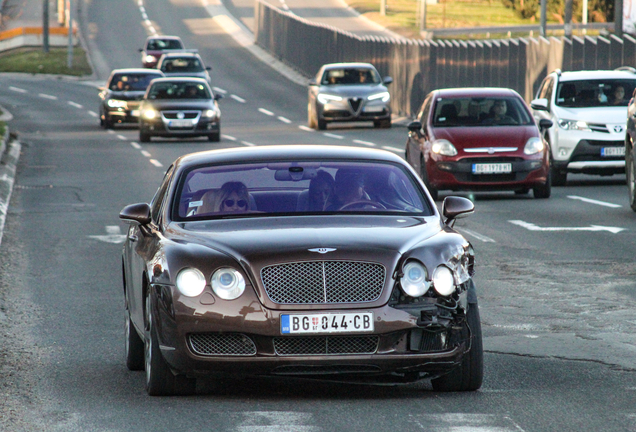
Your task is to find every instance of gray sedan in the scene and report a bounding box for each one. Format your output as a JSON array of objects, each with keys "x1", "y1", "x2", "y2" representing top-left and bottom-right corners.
[{"x1": 308, "y1": 62, "x2": 393, "y2": 130}]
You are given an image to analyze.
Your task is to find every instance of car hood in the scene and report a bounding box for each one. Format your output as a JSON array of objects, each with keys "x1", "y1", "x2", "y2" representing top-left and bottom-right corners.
[
  {"x1": 318, "y1": 84, "x2": 388, "y2": 98},
  {"x1": 433, "y1": 125, "x2": 538, "y2": 149},
  {"x1": 109, "y1": 91, "x2": 146, "y2": 101},
  {"x1": 142, "y1": 100, "x2": 216, "y2": 110},
  {"x1": 162, "y1": 71, "x2": 209, "y2": 80},
  {"x1": 173, "y1": 215, "x2": 441, "y2": 269},
  {"x1": 553, "y1": 106, "x2": 627, "y2": 124}
]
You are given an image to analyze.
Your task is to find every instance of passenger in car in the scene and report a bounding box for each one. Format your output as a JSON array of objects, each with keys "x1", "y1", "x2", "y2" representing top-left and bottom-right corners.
[
  {"x1": 482, "y1": 100, "x2": 515, "y2": 125},
  {"x1": 308, "y1": 170, "x2": 335, "y2": 211}
]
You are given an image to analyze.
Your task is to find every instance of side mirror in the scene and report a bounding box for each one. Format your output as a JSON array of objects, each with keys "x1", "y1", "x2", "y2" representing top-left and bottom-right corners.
[
  {"x1": 530, "y1": 98, "x2": 549, "y2": 111},
  {"x1": 383, "y1": 76, "x2": 393, "y2": 85},
  {"x1": 139, "y1": 48, "x2": 143, "y2": 52},
  {"x1": 539, "y1": 119, "x2": 553, "y2": 130},
  {"x1": 206, "y1": 67, "x2": 212, "y2": 71},
  {"x1": 120, "y1": 203, "x2": 151, "y2": 225},
  {"x1": 407, "y1": 121, "x2": 422, "y2": 132},
  {"x1": 308, "y1": 79, "x2": 318, "y2": 86},
  {"x1": 442, "y1": 196, "x2": 474, "y2": 225},
  {"x1": 214, "y1": 93, "x2": 224, "y2": 101}
]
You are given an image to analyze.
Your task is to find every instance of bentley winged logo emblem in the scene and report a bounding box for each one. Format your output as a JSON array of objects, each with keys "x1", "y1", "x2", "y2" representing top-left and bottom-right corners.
[{"x1": 308, "y1": 248, "x2": 337, "y2": 254}]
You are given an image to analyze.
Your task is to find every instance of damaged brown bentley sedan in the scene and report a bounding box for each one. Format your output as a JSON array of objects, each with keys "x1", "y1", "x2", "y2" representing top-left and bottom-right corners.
[{"x1": 119, "y1": 145, "x2": 482, "y2": 396}]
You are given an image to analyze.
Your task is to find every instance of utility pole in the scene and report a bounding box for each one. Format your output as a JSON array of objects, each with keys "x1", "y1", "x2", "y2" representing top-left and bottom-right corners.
[
  {"x1": 43, "y1": 0, "x2": 49, "y2": 53},
  {"x1": 419, "y1": 0, "x2": 427, "y2": 32},
  {"x1": 615, "y1": 0, "x2": 624, "y2": 37},
  {"x1": 67, "y1": 0, "x2": 73, "y2": 69},
  {"x1": 380, "y1": 0, "x2": 386, "y2": 16},
  {"x1": 540, "y1": 0, "x2": 547, "y2": 36},
  {"x1": 564, "y1": 0, "x2": 572, "y2": 37}
]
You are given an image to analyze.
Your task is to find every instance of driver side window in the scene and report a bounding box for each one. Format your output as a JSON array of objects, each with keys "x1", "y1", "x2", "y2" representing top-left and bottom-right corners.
[{"x1": 150, "y1": 166, "x2": 174, "y2": 223}]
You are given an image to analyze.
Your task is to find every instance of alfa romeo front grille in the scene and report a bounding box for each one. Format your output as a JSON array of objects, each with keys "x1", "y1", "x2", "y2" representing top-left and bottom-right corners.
[
  {"x1": 273, "y1": 335, "x2": 379, "y2": 356},
  {"x1": 261, "y1": 261, "x2": 385, "y2": 304},
  {"x1": 188, "y1": 333, "x2": 256, "y2": 356}
]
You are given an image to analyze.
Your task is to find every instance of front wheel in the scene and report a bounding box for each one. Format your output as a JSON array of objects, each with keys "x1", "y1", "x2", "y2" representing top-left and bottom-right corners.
[
  {"x1": 139, "y1": 130, "x2": 151, "y2": 143},
  {"x1": 627, "y1": 145, "x2": 636, "y2": 211},
  {"x1": 533, "y1": 170, "x2": 551, "y2": 199},
  {"x1": 208, "y1": 131, "x2": 220, "y2": 142},
  {"x1": 431, "y1": 301, "x2": 483, "y2": 392},
  {"x1": 144, "y1": 293, "x2": 196, "y2": 396},
  {"x1": 125, "y1": 309, "x2": 144, "y2": 371}
]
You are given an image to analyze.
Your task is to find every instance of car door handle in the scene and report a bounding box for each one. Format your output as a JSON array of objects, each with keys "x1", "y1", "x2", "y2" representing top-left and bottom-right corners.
[{"x1": 128, "y1": 234, "x2": 138, "y2": 242}]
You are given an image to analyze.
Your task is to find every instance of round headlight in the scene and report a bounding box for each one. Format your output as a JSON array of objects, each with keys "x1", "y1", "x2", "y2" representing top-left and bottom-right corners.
[
  {"x1": 524, "y1": 137, "x2": 544, "y2": 155},
  {"x1": 211, "y1": 268, "x2": 245, "y2": 300},
  {"x1": 431, "y1": 139, "x2": 458, "y2": 156},
  {"x1": 175, "y1": 268, "x2": 206, "y2": 297},
  {"x1": 400, "y1": 261, "x2": 429, "y2": 297},
  {"x1": 204, "y1": 109, "x2": 215, "y2": 118},
  {"x1": 432, "y1": 265, "x2": 455, "y2": 296},
  {"x1": 143, "y1": 109, "x2": 157, "y2": 120}
]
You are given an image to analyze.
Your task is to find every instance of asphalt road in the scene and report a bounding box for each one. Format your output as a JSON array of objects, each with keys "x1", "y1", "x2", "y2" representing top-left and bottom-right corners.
[{"x1": 0, "y1": 0, "x2": 636, "y2": 431}]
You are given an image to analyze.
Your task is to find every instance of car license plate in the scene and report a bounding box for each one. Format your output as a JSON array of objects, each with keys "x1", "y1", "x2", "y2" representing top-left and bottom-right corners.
[
  {"x1": 363, "y1": 106, "x2": 384, "y2": 113},
  {"x1": 169, "y1": 120, "x2": 193, "y2": 128},
  {"x1": 601, "y1": 147, "x2": 625, "y2": 157},
  {"x1": 472, "y1": 163, "x2": 512, "y2": 174},
  {"x1": 131, "y1": 110, "x2": 140, "y2": 117},
  {"x1": 281, "y1": 312, "x2": 374, "y2": 334}
]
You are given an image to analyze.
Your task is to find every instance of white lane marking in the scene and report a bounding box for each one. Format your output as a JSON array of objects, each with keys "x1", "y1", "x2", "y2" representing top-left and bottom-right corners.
[
  {"x1": 382, "y1": 146, "x2": 403, "y2": 154},
  {"x1": 141, "y1": 11, "x2": 148, "y2": 20},
  {"x1": 457, "y1": 227, "x2": 495, "y2": 243},
  {"x1": 353, "y1": 139, "x2": 376, "y2": 147},
  {"x1": 68, "y1": 101, "x2": 83, "y2": 109},
  {"x1": 323, "y1": 133, "x2": 343, "y2": 139},
  {"x1": 38, "y1": 93, "x2": 57, "y2": 100},
  {"x1": 9, "y1": 86, "x2": 27, "y2": 93},
  {"x1": 408, "y1": 413, "x2": 526, "y2": 431},
  {"x1": 298, "y1": 125, "x2": 314, "y2": 132},
  {"x1": 509, "y1": 220, "x2": 625, "y2": 234},
  {"x1": 278, "y1": 116, "x2": 291, "y2": 124},
  {"x1": 567, "y1": 195, "x2": 622, "y2": 208},
  {"x1": 117, "y1": 135, "x2": 127, "y2": 141},
  {"x1": 107, "y1": 130, "x2": 115, "y2": 134},
  {"x1": 88, "y1": 225, "x2": 126, "y2": 244},
  {"x1": 241, "y1": 141, "x2": 256, "y2": 147},
  {"x1": 87, "y1": 111, "x2": 98, "y2": 117},
  {"x1": 232, "y1": 411, "x2": 320, "y2": 432},
  {"x1": 258, "y1": 108, "x2": 274, "y2": 116},
  {"x1": 213, "y1": 87, "x2": 227, "y2": 94},
  {"x1": 130, "y1": 142, "x2": 141, "y2": 150},
  {"x1": 231, "y1": 94, "x2": 246, "y2": 103},
  {"x1": 141, "y1": 150, "x2": 152, "y2": 157},
  {"x1": 150, "y1": 159, "x2": 163, "y2": 167},
  {"x1": 222, "y1": 134, "x2": 237, "y2": 141}
]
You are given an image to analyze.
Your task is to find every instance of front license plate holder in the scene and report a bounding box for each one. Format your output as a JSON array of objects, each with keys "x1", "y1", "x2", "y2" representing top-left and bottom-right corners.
[
  {"x1": 169, "y1": 119, "x2": 193, "y2": 128},
  {"x1": 472, "y1": 163, "x2": 512, "y2": 174},
  {"x1": 601, "y1": 147, "x2": 625, "y2": 157},
  {"x1": 281, "y1": 312, "x2": 374, "y2": 334}
]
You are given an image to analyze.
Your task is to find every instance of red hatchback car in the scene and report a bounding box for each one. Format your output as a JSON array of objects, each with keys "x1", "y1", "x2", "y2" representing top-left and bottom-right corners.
[{"x1": 405, "y1": 88, "x2": 553, "y2": 200}]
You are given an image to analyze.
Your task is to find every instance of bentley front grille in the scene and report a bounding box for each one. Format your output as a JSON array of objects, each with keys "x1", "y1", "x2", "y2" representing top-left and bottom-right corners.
[
  {"x1": 273, "y1": 335, "x2": 379, "y2": 356},
  {"x1": 261, "y1": 261, "x2": 385, "y2": 304},
  {"x1": 188, "y1": 333, "x2": 256, "y2": 356}
]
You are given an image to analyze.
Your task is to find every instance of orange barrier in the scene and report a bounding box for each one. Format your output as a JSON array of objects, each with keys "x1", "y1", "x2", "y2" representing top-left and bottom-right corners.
[{"x1": 0, "y1": 26, "x2": 76, "y2": 42}]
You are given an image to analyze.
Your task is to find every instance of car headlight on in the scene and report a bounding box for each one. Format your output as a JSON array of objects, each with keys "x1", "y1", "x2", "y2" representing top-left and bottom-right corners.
[
  {"x1": 176, "y1": 268, "x2": 206, "y2": 297},
  {"x1": 431, "y1": 139, "x2": 458, "y2": 156},
  {"x1": 432, "y1": 265, "x2": 455, "y2": 296},
  {"x1": 144, "y1": 55, "x2": 157, "y2": 64},
  {"x1": 368, "y1": 91, "x2": 390, "y2": 102},
  {"x1": 203, "y1": 109, "x2": 217, "y2": 118},
  {"x1": 211, "y1": 268, "x2": 245, "y2": 300},
  {"x1": 400, "y1": 261, "x2": 429, "y2": 297},
  {"x1": 317, "y1": 93, "x2": 343, "y2": 104},
  {"x1": 558, "y1": 119, "x2": 590, "y2": 131},
  {"x1": 143, "y1": 109, "x2": 157, "y2": 120},
  {"x1": 107, "y1": 99, "x2": 127, "y2": 109},
  {"x1": 524, "y1": 137, "x2": 544, "y2": 155}
]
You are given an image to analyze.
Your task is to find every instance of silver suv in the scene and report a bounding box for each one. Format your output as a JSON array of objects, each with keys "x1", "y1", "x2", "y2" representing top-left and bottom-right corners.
[{"x1": 531, "y1": 69, "x2": 636, "y2": 185}]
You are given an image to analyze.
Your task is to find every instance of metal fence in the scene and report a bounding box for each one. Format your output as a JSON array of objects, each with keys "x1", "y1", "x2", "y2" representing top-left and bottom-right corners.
[{"x1": 254, "y1": 0, "x2": 636, "y2": 118}]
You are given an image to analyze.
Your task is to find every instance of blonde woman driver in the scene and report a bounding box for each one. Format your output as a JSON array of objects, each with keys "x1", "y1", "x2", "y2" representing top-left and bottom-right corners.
[{"x1": 199, "y1": 181, "x2": 250, "y2": 214}]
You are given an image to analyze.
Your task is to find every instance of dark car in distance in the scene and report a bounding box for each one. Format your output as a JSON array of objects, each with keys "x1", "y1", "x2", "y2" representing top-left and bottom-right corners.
[
  {"x1": 406, "y1": 88, "x2": 553, "y2": 200},
  {"x1": 138, "y1": 77, "x2": 222, "y2": 142},
  {"x1": 140, "y1": 35, "x2": 185, "y2": 68},
  {"x1": 98, "y1": 68, "x2": 164, "y2": 129},
  {"x1": 120, "y1": 145, "x2": 482, "y2": 396}
]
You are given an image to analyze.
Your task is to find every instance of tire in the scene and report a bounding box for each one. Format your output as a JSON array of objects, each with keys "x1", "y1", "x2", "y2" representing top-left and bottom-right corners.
[
  {"x1": 431, "y1": 301, "x2": 484, "y2": 392},
  {"x1": 317, "y1": 118, "x2": 327, "y2": 130},
  {"x1": 627, "y1": 145, "x2": 636, "y2": 211},
  {"x1": 420, "y1": 157, "x2": 438, "y2": 201},
  {"x1": 104, "y1": 116, "x2": 113, "y2": 130},
  {"x1": 139, "y1": 130, "x2": 151, "y2": 143},
  {"x1": 551, "y1": 165, "x2": 567, "y2": 186},
  {"x1": 144, "y1": 292, "x2": 196, "y2": 396},
  {"x1": 125, "y1": 309, "x2": 144, "y2": 371},
  {"x1": 533, "y1": 170, "x2": 551, "y2": 199},
  {"x1": 374, "y1": 119, "x2": 392, "y2": 129},
  {"x1": 308, "y1": 103, "x2": 317, "y2": 129},
  {"x1": 208, "y1": 131, "x2": 220, "y2": 142}
]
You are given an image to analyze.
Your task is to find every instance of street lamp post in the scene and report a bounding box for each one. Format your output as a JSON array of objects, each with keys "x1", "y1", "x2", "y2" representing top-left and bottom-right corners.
[
  {"x1": 43, "y1": 0, "x2": 49, "y2": 53},
  {"x1": 67, "y1": 0, "x2": 73, "y2": 69}
]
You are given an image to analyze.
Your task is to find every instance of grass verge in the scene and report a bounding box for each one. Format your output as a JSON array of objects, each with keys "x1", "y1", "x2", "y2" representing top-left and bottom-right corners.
[{"x1": 0, "y1": 46, "x2": 92, "y2": 76}]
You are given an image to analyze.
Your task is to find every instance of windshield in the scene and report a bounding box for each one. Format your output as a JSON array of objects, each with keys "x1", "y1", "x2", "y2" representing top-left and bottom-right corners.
[
  {"x1": 147, "y1": 38, "x2": 183, "y2": 51},
  {"x1": 321, "y1": 68, "x2": 381, "y2": 85},
  {"x1": 172, "y1": 161, "x2": 432, "y2": 220},
  {"x1": 161, "y1": 57, "x2": 204, "y2": 73},
  {"x1": 555, "y1": 79, "x2": 636, "y2": 107},
  {"x1": 147, "y1": 82, "x2": 211, "y2": 100},
  {"x1": 110, "y1": 73, "x2": 161, "y2": 91},
  {"x1": 432, "y1": 96, "x2": 533, "y2": 127}
]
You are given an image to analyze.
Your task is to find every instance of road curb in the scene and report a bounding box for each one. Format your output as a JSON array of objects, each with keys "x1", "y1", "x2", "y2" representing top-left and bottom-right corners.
[{"x1": 0, "y1": 104, "x2": 20, "y2": 249}]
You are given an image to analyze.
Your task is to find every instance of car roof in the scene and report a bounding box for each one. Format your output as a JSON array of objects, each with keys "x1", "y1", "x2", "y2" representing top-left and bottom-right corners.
[
  {"x1": 555, "y1": 69, "x2": 636, "y2": 81},
  {"x1": 110, "y1": 68, "x2": 164, "y2": 75},
  {"x1": 173, "y1": 145, "x2": 406, "y2": 171},
  {"x1": 160, "y1": 51, "x2": 201, "y2": 59},
  {"x1": 322, "y1": 62, "x2": 376, "y2": 70},
  {"x1": 146, "y1": 35, "x2": 182, "y2": 41},
  {"x1": 433, "y1": 87, "x2": 520, "y2": 98},
  {"x1": 148, "y1": 77, "x2": 210, "y2": 85}
]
